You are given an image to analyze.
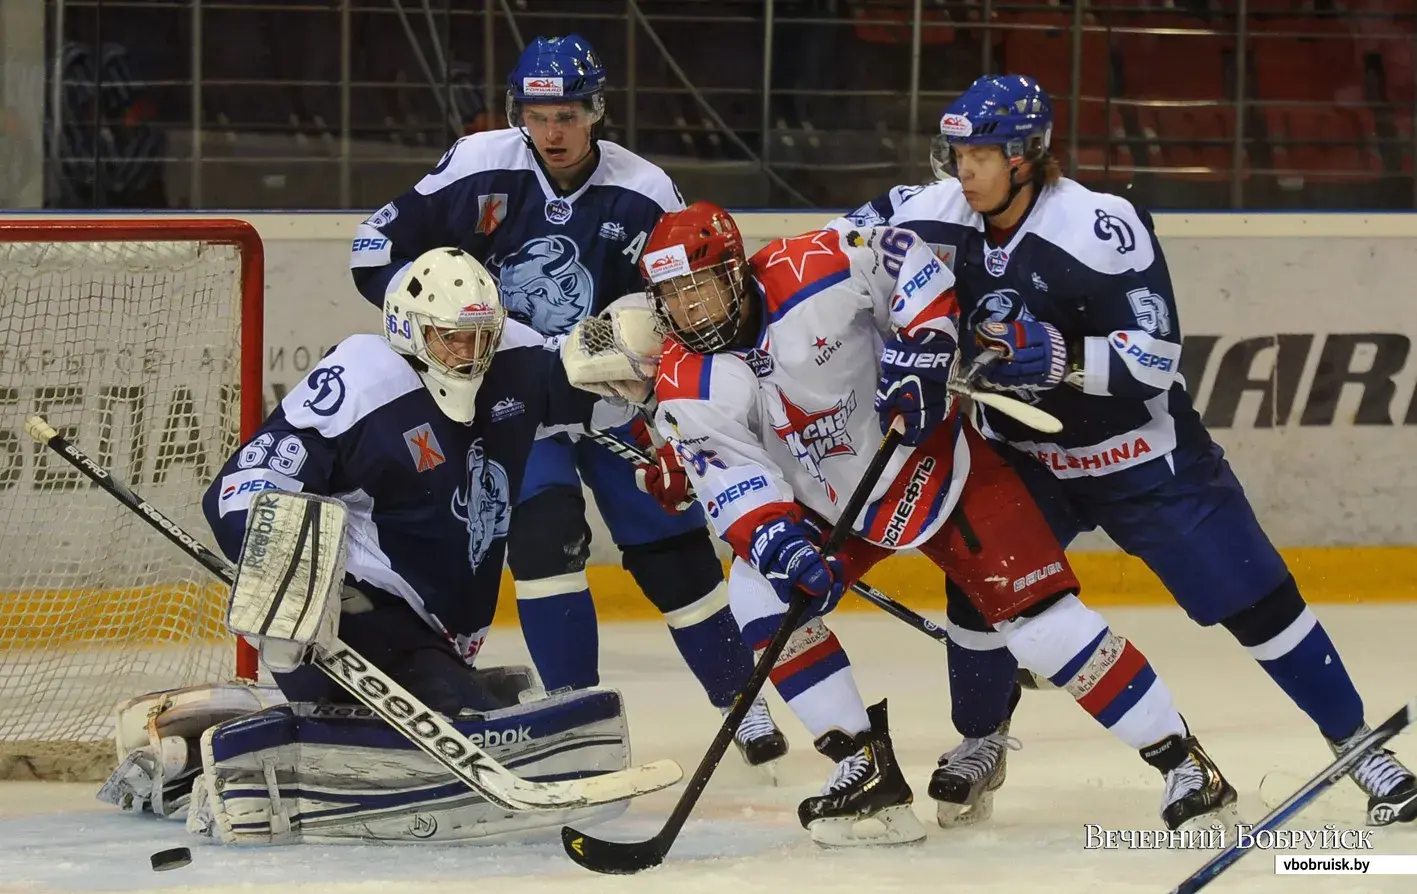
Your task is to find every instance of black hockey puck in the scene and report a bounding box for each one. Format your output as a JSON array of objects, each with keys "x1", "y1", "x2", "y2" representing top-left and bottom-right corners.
[{"x1": 150, "y1": 847, "x2": 191, "y2": 872}]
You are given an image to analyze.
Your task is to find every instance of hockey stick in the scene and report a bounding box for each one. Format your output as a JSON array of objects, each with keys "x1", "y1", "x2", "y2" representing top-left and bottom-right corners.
[
  {"x1": 24, "y1": 415, "x2": 681, "y2": 813},
  {"x1": 1168, "y1": 698, "x2": 1417, "y2": 894},
  {"x1": 586, "y1": 428, "x2": 952, "y2": 639},
  {"x1": 562, "y1": 417, "x2": 908, "y2": 874},
  {"x1": 950, "y1": 349, "x2": 1062, "y2": 434}
]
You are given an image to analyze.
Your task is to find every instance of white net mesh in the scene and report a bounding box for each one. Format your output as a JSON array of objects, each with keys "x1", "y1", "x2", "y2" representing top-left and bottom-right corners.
[{"x1": 0, "y1": 233, "x2": 252, "y2": 781}]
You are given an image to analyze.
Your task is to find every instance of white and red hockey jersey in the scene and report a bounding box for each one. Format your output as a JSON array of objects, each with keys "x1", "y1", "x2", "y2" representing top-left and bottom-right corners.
[{"x1": 652, "y1": 225, "x2": 968, "y2": 560}]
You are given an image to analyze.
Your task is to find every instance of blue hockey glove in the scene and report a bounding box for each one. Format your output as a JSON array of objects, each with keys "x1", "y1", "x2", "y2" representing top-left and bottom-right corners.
[
  {"x1": 875, "y1": 329, "x2": 957, "y2": 446},
  {"x1": 749, "y1": 517, "x2": 846, "y2": 616},
  {"x1": 973, "y1": 319, "x2": 1069, "y2": 389}
]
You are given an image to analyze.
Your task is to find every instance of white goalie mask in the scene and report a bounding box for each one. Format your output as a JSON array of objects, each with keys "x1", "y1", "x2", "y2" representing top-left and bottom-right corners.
[{"x1": 384, "y1": 248, "x2": 507, "y2": 424}]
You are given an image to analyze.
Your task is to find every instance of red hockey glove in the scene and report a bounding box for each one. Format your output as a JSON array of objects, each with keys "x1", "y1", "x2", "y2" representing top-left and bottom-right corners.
[{"x1": 634, "y1": 441, "x2": 693, "y2": 514}]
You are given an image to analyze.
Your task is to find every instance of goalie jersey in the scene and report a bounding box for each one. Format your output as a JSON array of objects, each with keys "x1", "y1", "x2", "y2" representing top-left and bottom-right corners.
[
  {"x1": 350, "y1": 128, "x2": 684, "y2": 337},
  {"x1": 201, "y1": 325, "x2": 595, "y2": 660},
  {"x1": 654, "y1": 226, "x2": 967, "y2": 559},
  {"x1": 833, "y1": 178, "x2": 1211, "y2": 500}
]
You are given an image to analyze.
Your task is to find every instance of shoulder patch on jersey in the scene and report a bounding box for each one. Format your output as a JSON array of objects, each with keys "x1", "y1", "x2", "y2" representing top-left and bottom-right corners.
[
  {"x1": 592, "y1": 141, "x2": 685, "y2": 212},
  {"x1": 1030, "y1": 180, "x2": 1157, "y2": 275},
  {"x1": 281, "y1": 334, "x2": 424, "y2": 437},
  {"x1": 750, "y1": 230, "x2": 852, "y2": 322},
  {"x1": 655, "y1": 341, "x2": 713, "y2": 402},
  {"x1": 414, "y1": 130, "x2": 531, "y2": 197}
]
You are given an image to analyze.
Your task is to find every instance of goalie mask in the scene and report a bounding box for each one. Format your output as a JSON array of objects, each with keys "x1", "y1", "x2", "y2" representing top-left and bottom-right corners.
[
  {"x1": 639, "y1": 201, "x2": 749, "y2": 355},
  {"x1": 384, "y1": 248, "x2": 507, "y2": 424}
]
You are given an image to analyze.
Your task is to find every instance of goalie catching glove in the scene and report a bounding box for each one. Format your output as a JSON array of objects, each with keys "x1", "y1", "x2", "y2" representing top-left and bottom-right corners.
[{"x1": 561, "y1": 293, "x2": 665, "y2": 406}]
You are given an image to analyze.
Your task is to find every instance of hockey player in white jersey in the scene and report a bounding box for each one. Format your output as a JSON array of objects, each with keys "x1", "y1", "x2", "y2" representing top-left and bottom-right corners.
[
  {"x1": 98, "y1": 249, "x2": 649, "y2": 845},
  {"x1": 565, "y1": 201, "x2": 1239, "y2": 840},
  {"x1": 840, "y1": 73, "x2": 1417, "y2": 828}
]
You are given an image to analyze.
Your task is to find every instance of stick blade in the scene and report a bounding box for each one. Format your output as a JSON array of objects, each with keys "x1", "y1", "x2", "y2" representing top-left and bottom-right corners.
[
  {"x1": 969, "y1": 391, "x2": 1063, "y2": 433},
  {"x1": 561, "y1": 825, "x2": 667, "y2": 875},
  {"x1": 503, "y1": 758, "x2": 683, "y2": 810}
]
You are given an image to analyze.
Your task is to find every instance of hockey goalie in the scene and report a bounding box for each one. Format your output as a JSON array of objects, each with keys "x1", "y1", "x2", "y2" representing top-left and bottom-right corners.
[{"x1": 96, "y1": 248, "x2": 664, "y2": 845}]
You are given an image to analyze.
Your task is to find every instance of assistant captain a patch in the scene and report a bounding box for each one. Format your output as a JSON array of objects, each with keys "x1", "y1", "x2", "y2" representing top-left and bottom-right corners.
[{"x1": 404, "y1": 423, "x2": 447, "y2": 472}]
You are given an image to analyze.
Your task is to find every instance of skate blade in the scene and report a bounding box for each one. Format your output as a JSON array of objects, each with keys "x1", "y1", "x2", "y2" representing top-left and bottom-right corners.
[
  {"x1": 752, "y1": 757, "x2": 781, "y2": 788},
  {"x1": 1177, "y1": 800, "x2": 1245, "y2": 844},
  {"x1": 809, "y1": 805, "x2": 928, "y2": 848},
  {"x1": 936, "y1": 790, "x2": 994, "y2": 829}
]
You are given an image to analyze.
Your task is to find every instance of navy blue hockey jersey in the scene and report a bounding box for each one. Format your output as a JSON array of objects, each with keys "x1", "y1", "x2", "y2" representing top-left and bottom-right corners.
[
  {"x1": 201, "y1": 324, "x2": 595, "y2": 662},
  {"x1": 350, "y1": 128, "x2": 684, "y2": 337},
  {"x1": 833, "y1": 178, "x2": 1212, "y2": 499}
]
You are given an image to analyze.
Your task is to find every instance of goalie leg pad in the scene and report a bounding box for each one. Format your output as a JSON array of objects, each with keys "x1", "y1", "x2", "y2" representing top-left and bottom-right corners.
[{"x1": 189, "y1": 687, "x2": 633, "y2": 845}]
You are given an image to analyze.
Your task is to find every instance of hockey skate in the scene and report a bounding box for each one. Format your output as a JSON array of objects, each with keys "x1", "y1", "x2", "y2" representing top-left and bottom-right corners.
[
  {"x1": 729, "y1": 695, "x2": 789, "y2": 779},
  {"x1": 1141, "y1": 728, "x2": 1241, "y2": 832},
  {"x1": 797, "y1": 700, "x2": 926, "y2": 847},
  {"x1": 1329, "y1": 724, "x2": 1417, "y2": 827},
  {"x1": 928, "y1": 718, "x2": 1021, "y2": 828}
]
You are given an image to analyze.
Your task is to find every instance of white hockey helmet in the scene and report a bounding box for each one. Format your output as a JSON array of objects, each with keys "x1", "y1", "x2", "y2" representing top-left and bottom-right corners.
[{"x1": 384, "y1": 248, "x2": 507, "y2": 424}]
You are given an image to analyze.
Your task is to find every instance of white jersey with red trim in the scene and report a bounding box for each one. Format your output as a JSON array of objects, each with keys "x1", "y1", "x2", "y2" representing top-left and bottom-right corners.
[{"x1": 652, "y1": 226, "x2": 966, "y2": 559}]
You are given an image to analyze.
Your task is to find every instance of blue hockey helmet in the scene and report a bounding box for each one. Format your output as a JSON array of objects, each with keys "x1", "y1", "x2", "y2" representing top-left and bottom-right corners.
[
  {"x1": 505, "y1": 34, "x2": 607, "y2": 129},
  {"x1": 930, "y1": 74, "x2": 1053, "y2": 181}
]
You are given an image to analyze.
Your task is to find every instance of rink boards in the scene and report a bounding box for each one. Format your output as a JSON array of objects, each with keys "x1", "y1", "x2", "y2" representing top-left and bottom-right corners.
[{"x1": 1, "y1": 209, "x2": 1415, "y2": 636}]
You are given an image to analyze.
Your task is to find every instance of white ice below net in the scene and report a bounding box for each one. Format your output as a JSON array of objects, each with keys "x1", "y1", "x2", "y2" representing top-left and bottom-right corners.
[
  {"x1": 0, "y1": 239, "x2": 247, "y2": 780},
  {"x1": 0, "y1": 608, "x2": 1414, "y2": 894}
]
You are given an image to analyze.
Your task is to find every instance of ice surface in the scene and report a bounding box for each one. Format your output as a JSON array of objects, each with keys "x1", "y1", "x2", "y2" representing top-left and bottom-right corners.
[{"x1": 3, "y1": 604, "x2": 1415, "y2": 893}]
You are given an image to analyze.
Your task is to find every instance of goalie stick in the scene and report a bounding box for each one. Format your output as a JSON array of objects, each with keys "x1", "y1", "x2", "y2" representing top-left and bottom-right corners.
[
  {"x1": 561, "y1": 417, "x2": 908, "y2": 874},
  {"x1": 23, "y1": 415, "x2": 681, "y2": 813},
  {"x1": 1168, "y1": 698, "x2": 1417, "y2": 894}
]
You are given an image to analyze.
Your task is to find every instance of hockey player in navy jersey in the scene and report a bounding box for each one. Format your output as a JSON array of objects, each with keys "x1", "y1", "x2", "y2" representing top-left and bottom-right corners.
[
  {"x1": 97, "y1": 249, "x2": 646, "y2": 844},
  {"x1": 843, "y1": 73, "x2": 1417, "y2": 827},
  {"x1": 349, "y1": 34, "x2": 785, "y2": 768}
]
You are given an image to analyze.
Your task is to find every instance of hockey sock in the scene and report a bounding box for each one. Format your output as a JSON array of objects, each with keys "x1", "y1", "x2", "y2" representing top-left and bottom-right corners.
[
  {"x1": 944, "y1": 585, "x2": 1020, "y2": 737},
  {"x1": 999, "y1": 594, "x2": 1185, "y2": 749},
  {"x1": 515, "y1": 573, "x2": 599, "y2": 692},
  {"x1": 744, "y1": 614, "x2": 869, "y2": 739},
  {"x1": 663, "y1": 583, "x2": 754, "y2": 708},
  {"x1": 1221, "y1": 576, "x2": 1364, "y2": 741}
]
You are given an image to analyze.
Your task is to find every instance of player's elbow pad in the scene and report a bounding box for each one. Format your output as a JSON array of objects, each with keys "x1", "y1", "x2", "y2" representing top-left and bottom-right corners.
[{"x1": 1076, "y1": 331, "x2": 1180, "y2": 398}]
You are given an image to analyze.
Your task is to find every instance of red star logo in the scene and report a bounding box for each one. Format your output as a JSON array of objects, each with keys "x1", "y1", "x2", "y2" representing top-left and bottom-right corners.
[
  {"x1": 771, "y1": 388, "x2": 856, "y2": 463},
  {"x1": 813, "y1": 337, "x2": 828, "y2": 349},
  {"x1": 763, "y1": 230, "x2": 839, "y2": 282}
]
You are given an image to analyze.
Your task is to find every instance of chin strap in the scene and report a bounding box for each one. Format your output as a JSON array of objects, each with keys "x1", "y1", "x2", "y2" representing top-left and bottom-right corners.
[{"x1": 982, "y1": 165, "x2": 1031, "y2": 219}]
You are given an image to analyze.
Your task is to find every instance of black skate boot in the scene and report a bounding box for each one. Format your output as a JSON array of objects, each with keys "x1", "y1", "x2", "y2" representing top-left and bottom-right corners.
[
  {"x1": 1329, "y1": 724, "x2": 1417, "y2": 827},
  {"x1": 928, "y1": 718, "x2": 1021, "y2": 828},
  {"x1": 729, "y1": 696, "x2": 789, "y2": 768},
  {"x1": 797, "y1": 700, "x2": 926, "y2": 847},
  {"x1": 1141, "y1": 727, "x2": 1240, "y2": 831}
]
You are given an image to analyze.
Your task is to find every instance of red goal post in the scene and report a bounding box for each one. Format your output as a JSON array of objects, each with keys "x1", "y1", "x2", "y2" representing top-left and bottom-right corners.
[{"x1": 0, "y1": 218, "x2": 263, "y2": 779}]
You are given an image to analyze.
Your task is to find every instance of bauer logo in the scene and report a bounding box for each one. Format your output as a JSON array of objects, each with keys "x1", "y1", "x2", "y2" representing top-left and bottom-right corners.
[
  {"x1": 218, "y1": 469, "x2": 303, "y2": 517},
  {"x1": 522, "y1": 76, "x2": 563, "y2": 97}
]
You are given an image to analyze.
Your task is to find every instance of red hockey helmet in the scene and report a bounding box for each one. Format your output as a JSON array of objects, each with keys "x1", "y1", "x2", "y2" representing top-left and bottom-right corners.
[{"x1": 640, "y1": 201, "x2": 749, "y2": 354}]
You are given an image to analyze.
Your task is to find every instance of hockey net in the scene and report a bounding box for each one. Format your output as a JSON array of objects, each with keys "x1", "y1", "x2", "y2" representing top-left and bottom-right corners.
[{"x1": 0, "y1": 219, "x2": 262, "y2": 781}]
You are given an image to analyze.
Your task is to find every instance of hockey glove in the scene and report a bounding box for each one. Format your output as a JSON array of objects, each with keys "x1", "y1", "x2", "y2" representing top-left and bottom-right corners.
[
  {"x1": 749, "y1": 517, "x2": 846, "y2": 616},
  {"x1": 634, "y1": 440, "x2": 693, "y2": 514},
  {"x1": 875, "y1": 328, "x2": 957, "y2": 446},
  {"x1": 973, "y1": 319, "x2": 1068, "y2": 390}
]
